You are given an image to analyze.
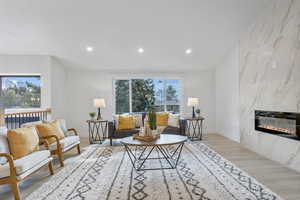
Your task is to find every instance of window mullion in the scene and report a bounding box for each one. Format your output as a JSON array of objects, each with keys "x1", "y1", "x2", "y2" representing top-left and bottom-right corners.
[
  {"x1": 163, "y1": 79, "x2": 167, "y2": 112},
  {"x1": 129, "y1": 79, "x2": 132, "y2": 113}
]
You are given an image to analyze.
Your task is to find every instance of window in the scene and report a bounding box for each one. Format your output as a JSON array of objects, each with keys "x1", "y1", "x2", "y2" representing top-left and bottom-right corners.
[
  {"x1": 0, "y1": 76, "x2": 41, "y2": 109},
  {"x1": 114, "y1": 78, "x2": 181, "y2": 114}
]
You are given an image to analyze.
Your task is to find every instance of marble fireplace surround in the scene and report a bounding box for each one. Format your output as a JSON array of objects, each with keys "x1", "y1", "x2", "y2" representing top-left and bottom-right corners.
[{"x1": 239, "y1": 0, "x2": 300, "y2": 172}]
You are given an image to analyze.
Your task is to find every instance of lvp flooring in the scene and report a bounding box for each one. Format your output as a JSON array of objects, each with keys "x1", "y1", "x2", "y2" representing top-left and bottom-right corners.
[{"x1": 1, "y1": 134, "x2": 300, "y2": 200}]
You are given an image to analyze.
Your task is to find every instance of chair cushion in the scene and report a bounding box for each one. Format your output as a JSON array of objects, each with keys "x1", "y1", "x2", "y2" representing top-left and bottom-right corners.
[
  {"x1": 49, "y1": 136, "x2": 80, "y2": 151},
  {"x1": 0, "y1": 150, "x2": 50, "y2": 178},
  {"x1": 7, "y1": 127, "x2": 40, "y2": 160},
  {"x1": 36, "y1": 120, "x2": 65, "y2": 144},
  {"x1": 0, "y1": 127, "x2": 9, "y2": 165}
]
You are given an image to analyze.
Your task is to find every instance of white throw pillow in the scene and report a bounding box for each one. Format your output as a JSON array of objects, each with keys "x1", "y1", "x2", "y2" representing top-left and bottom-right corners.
[
  {"x1": 133, "y1": 114, "x2": 143, "y2": 128},
  {"x1": 168, "y1": 114, "x2": 180, "y2": 128},
  {"x1": 0, "y1": 127, "x2": 9, "y2": 165},
  {"x1": 21, "y1": 121, "x2": 43, "y2": 128}
]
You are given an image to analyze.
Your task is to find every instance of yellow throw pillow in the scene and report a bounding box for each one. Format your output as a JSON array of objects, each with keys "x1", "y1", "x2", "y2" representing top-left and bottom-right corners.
[
  {"x1": 7, "y1": 127, "x2": 40, "y2": 160},
  {"x1": 118, "y1": 115, "x2": 135, "y2": 130},
  {"x1": 36, "y1": 120, "x2": 65, "y2": 144},
  {"x1": 157, "y1": 113, "x2": 169, "y2": 126}
]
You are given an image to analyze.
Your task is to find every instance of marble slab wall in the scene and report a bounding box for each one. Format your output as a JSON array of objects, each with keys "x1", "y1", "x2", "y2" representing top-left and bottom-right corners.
[{"x1": 239, "y1": 0, "x2": 300, "y2": 172}]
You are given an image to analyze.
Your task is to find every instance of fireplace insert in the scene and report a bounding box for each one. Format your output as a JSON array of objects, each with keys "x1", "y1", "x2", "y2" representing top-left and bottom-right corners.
[{"x1": 255, "y1": 110, "x2": 300, "y2": 140}]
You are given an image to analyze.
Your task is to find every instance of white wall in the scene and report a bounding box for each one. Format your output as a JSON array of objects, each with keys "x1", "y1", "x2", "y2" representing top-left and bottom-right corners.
[
  {"x1": 215, "y1": 47, "x2": 240, "y2": 142},
  {"x1": 65, "y1": 69, "x2": 216, "y2": 137},
  {"x1": 50, "y1": 57, "x2": 67, "y2": 119}
]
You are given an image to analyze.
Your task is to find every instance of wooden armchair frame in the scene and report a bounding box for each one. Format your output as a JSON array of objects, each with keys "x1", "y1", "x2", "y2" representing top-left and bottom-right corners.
[
  {"x1": 0, "y1": 141, "x2": 54, "y2": 200},
  {"x1": 40, "y1": 128, "x2": 81, "y2": 167}
]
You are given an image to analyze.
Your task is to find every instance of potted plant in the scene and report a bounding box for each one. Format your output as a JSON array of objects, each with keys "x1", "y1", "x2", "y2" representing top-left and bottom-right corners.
[
  {"x1": 89, "y1": 112, "x2": 96, "y2": 120},
  {"x1": 145, "y1": 95, "x2": 158, "y2": 137},
  {"x1": 195, "y1": 108, "x2": 201, "y2": 117}
]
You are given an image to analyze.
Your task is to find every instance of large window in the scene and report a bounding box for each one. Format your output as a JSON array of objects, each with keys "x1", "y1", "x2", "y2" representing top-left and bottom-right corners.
[
  {"x1": 115, "y1": 78, "x2": 181, "y2": 114},
  {"x1": 0, "y1": 76, "x2": 41, "y2": 109}
]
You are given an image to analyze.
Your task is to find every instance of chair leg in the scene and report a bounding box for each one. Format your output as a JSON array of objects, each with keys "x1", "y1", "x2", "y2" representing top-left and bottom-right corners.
[
  {"x1": 48, "y1": 161, "x2": 54, "y2": 175},
  {"x1": 11, "y1": 181, "x2": 21, "y2": 200},
  {"x1": 58, "y1": 151, "x2": 64, "y2": 167},
  {"x1": 77, "y1": 144, "x2": 81, "y2": 154}
]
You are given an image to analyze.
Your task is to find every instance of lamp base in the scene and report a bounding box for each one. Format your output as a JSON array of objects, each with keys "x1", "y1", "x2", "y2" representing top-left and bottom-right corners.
[
  {"x1": 192, "y1": 106, "x2": 196, "y2": 118},
  {"x1": 97, "y1": 108, "x2": 102, "y2": 120}
]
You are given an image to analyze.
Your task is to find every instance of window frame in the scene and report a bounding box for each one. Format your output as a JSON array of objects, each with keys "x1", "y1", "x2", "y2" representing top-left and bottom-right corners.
[
  {"x1": 113, "y1": 76, "x2": 183, "y2": 114},
  {"x1": 0, "y1": 75, "x2": 42, "y2": 110}
]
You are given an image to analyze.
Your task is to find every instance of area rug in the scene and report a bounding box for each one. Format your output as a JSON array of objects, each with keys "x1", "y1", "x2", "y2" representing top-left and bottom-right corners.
[{"x1": 26, "y1": 142, "x2": 283, "y2": 200}]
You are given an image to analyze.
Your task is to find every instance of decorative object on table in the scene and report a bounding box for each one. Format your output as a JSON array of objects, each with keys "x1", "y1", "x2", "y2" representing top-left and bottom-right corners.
[
  {"x1": 93, "y1": 98, "x2": 106, "y2": 120},
  {"x1": 86, "y1": 119, "x2": 108, "y2": 144},
  {"x1": 187, "y1": 97, "x2": 199, "y2": 118},
  {"x1": 195, "y1": 108, "x2": 201, "y2": 117},
  {"x1": 89, "y1": 112, "x2": 96, "y2": 120},
  {"x1": 186, "y1": 117, "x2": 204, "y2": 141}
]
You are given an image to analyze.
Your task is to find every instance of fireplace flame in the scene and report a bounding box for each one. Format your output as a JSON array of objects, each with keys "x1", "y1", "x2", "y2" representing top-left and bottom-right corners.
[{"x1": 258, "y1": 125, "x2": 296, "y2": 135}]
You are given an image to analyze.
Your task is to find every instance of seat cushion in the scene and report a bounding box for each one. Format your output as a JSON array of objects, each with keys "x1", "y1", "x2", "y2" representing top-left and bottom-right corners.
[
  {"x1": 36, "y1": 120, "x2": 65, "y2": 144},
  {"x1": 0, "y1": 150, "x2": 50, "y2": 178},
  {"x1": 114, "y1": 129, "x2": 140, "y2": 138},
  {"x1": 49, "y1": 136, "x2": 80, "y2": 151},
  {"x1": 7, "y1": 127, "x2": 40, "y2": 159}
]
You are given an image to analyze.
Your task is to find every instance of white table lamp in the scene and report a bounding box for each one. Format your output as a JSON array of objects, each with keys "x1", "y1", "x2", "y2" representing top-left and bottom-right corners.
[
  {"x1": 187, "y1": 98, "x2": 199, "y2": 118},
  {"x1": 94, "y1": 98, "x2": 106, "y2": 120}
]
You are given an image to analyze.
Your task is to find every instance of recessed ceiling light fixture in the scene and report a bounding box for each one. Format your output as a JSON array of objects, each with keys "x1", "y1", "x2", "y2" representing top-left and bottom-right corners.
[
  {"x1": 138, "y1": 48, "x2": 144, "y2": 54},
  {"x1": 86, "y1": 46, "x2": 93, "y2": 52},
  {"x1": 185, "y1": 48, "x2": 192, "y2": 54}
]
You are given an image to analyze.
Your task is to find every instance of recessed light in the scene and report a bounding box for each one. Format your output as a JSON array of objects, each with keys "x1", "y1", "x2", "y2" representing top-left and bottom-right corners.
[
  {"x1": 138, "y1": 48, "x2": 144, "y2": 54},
  {"x1": 86, "y1": 46, "x2": 93, "y2": 52},
  {"x1": 185, "y1": 48, "x2": 192, "y2": 54}
]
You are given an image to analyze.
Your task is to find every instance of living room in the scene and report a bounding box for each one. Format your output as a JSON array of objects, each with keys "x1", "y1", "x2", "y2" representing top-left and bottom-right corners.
[{"x1": 0, "y1": 0, "x2": 300, "y2": 200}]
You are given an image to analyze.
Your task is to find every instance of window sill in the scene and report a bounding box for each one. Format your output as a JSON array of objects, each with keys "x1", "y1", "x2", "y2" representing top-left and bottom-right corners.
[{"x1": 4, "y1": 108, "x2": 44, "y2": 114}]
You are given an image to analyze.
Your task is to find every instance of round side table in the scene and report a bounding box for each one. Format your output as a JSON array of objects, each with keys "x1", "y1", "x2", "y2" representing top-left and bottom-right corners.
[
  {"x1": 86, "y1": 119, "x2": 108, "y2": 144},
  {"x1": 186, "y1": 117, "x2": 204, "y2": 141}
]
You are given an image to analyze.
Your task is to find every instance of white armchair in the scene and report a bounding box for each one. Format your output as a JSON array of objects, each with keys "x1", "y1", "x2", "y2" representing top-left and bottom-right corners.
[
  {"x1": 22, "y1": 119, "x2": 81, "y2": 167},
  {"x1": 0, "y1": 127, "x2": 54, "y2": 200}
]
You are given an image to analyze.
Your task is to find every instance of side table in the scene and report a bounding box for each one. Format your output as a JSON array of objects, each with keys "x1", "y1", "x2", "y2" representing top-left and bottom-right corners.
[
  {"x1": 186, "y1": 117, "x2": 204, "y2": 141},
  {"x1": 86, "y1": 119, "x2": 108, "y2": 144}
]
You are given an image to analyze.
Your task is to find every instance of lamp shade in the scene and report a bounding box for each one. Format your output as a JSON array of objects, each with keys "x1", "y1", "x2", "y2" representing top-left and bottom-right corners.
[
  {"x1": 187, "y1": 98, "x2": 199, "y2": 107},
  {"x1": 94, "y1": 98, "x2": 106, "y2": 108}
]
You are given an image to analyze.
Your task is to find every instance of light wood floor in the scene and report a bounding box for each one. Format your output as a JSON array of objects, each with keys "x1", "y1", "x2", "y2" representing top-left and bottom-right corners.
[{"x1": 1, "y1": 134, "x2": 300, "y2": 200}]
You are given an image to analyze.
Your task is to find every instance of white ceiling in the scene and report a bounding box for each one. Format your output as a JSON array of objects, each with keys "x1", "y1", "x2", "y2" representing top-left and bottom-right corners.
[{"x1": 0, "y1": 0, "x2": 270, "y2": 71}]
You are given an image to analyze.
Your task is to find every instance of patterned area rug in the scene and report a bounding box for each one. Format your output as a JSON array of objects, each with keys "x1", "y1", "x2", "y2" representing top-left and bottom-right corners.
[{"x1": 26, "y1": 142, "x2": 283, "y2": 200}]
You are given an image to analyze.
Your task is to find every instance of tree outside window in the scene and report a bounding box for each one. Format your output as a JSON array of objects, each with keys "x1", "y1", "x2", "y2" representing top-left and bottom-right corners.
[
  {"x1": 115, "y1": 78, "x2": 180, "y2": 114},
  {"x1": 0, "y1": 76, "x2": 41, "y2": 109}
]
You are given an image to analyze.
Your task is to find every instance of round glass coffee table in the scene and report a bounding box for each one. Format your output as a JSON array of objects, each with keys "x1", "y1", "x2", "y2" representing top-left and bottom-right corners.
[{"x1": 120, "y1": 134, "x2": 187, "y2": 171}]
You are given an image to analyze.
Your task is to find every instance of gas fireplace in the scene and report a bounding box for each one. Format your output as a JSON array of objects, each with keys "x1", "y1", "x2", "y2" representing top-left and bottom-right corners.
[{"x1": 255, "y1": 110, "x2": 300, "y2": 140}]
